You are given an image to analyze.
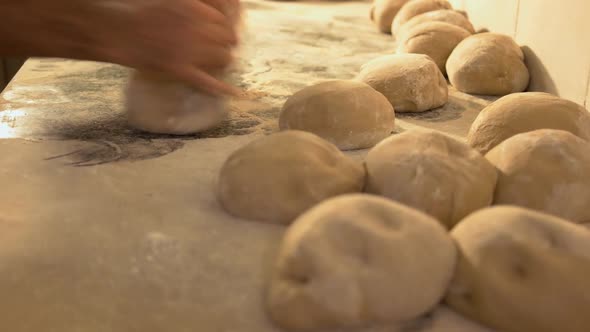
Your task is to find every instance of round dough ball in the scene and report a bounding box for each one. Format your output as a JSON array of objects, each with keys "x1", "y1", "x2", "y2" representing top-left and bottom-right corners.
[
  {"x1": 278, "y1": 80, "x2": 395, "y2": 150},
  {"x1": 370, "y1": 0, "x2": 410, "y2": 33},
  {"x1": 397, "y1": 21, "x2": 471, "y2": 75},
  {"x1": 125, "y1": 71, "x2": 228, "y2": 135},
  {"x1": 486, "y1": 129, "x2": 590, "y2": 223},
  {"x1": 357, "y1": 54, "x2": 448, "y2": 113},
  {"x1": 267, "y1": 194, "x2": 456, "y2": 331},
  {"x1": 446, "y1": 206, "x2": 590, "y2": 332},
  {"x1": 366, "y1": 129, "x2": 497, "y2": 229},
  {"x1": 391, "y1": 0, "x2": 452, "y2": 36},
  {"x1": 398, "y1": 9, "x2": 475, "y2": 37},
  {"x1": 467, "y1": 92, "x2": 590, "y2": 154},
  {"x1": 446, "y1": 33, "x2": 530, "y2": 96},
  {"x1": 402, "y1": 306, "x2": 497, "y2": 332},
  {"x1": 217, "y1": 130, "x2": 365, "y2": 224}
]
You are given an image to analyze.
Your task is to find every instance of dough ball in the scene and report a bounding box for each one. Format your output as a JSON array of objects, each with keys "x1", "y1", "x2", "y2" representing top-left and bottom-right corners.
[
  {"x1": 279, "y1": 80, "x2": 395, "y2": 150},
  {"x1": 398, "y1": 9, "x2": 475, "y2": 37},
  {"x1": 446, "y1": 206, "x2": 590, "y2": 332},
  {"x1": 486, "y1": 129, "x2": 590, "y2": 223},
  {"x1": 125, "y1": 71, "x2": 228, "y2": 135},
  {"x1": 366, "y1": 129, "x2": 497, "y2": 229},
  {"x1": 401, "y1": 306, "x2": 497, "y2": 332},
  {"x1": 267, "y1": 194, "x2": 456, "y2": 331},
  {"x1": 391, "y1": 0, "x2": 452, "y2": 36},
  {"x1": 370, "y1": 0, "x2": 411, "y2": 33},
  {"x1": 217, "y1": 130, "x2": 365, "y2": 224},
  {"x1": 397, "y1": 21, "x2": 471, "y2": 75},
  {"x1": 357, "y1": 54, "x2": 448, "y2": 113},
  {"x1": 446, "y1": 33, "x2": 530, "y2": 96},
  {"x1": 467, "y1": 92, "x2": 590, "y2": 154}
]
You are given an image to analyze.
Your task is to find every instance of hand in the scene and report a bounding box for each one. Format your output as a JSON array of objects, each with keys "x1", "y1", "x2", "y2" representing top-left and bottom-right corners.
[
  {"x1": 95, "y1": 0, "x2": 241, "y2": 96},
  {"x1": 0, "y1": 0, "x2": 242, "y2": 96}
]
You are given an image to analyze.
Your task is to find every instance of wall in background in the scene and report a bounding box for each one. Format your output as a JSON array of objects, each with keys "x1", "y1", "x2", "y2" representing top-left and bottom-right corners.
[
  {"x1": 0, "y1": 59, "x2": 5, "y2": 90},
  {"x1": 449, "y1": 0, "x2": 590, "y2": 108},
  {"x1": 0, "y1": 57, "x2": 26, "y2": 92}
]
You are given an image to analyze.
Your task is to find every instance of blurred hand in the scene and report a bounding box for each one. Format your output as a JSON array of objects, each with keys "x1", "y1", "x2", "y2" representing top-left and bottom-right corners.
[
  {"x1": 96, "y1": 0, "x2": 241, "y2": 96},
  {"x1": 0, "y1": 0, "x2": 242, "y2": 96}
]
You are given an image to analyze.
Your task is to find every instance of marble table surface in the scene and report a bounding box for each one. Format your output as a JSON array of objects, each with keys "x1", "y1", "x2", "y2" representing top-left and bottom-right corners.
[{"x1": 0, "y1": 1, "x2": 495, "y2": 331}]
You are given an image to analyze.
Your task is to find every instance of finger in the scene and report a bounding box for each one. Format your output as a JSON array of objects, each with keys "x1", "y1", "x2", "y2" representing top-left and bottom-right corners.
[
  {"x1": 227, "y1": 0, "x2": 242, "y2": 23},
  {"x1": 192, "y1": 45, "x2": 234, "y2": 68},
  {"x1": 202, "y1": 0, "x2": 231, "y2": 14},
  {"x1": 190, "y1": 0, "x2": 227, "y2": 24},
  {"x1": 176, "y1": 66, "x2": 240, "y2": 96},
  {"x1": 195, "y1": 22, "x2": 238, "y2": 46}
]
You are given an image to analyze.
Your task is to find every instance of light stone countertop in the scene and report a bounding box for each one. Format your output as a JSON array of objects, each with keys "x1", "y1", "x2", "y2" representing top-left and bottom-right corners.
[{"x1": 0, "y1": 1, "x2": 495, "y2": 331}]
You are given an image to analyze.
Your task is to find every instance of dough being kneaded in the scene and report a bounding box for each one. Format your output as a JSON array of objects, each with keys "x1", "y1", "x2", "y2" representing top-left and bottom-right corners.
[
  {"x1": 357, "y1": 54, "x2": 448, "y2": 113},
  {"x1": 279, "y1": 80, "x2": 395, "y2": 150},
  {"x1": 366, "y1": 129, "x2": 497, "y2": 229},
  {"x1": 467, "y1": 92, "x2": 590, "y2": 154},
  {"x1": 125, "y1": 71, "x2": 228, "y2": 135},
  {"x1": 391, "y1": 0, "x2": 452, "y2": 36},
  {"x1": 125, "y1": 0, "x2": 241, "y2": 135},
  {"x1": 447, "y1": 206, "x2": 590, "y2": 332},
  {"x1": 446, "y1": 33, "x2": 529, "y2": 96},
  {"x1": 217, "y1": 130, "x2": 365, "y2": 224},
  {"x1": 486, "y1": 129, "x2": 590, "y2": 223},
  {"x1": 397, "y1": 21, "x2": 471, "y2": 75},
  {"x1": 267, "y1": 194, "x2": 456, "y2": 331}
]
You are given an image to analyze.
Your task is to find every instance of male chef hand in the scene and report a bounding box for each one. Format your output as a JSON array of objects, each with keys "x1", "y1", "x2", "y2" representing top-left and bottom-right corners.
[{"x1": 0, "y1": 0, "x2": 240, "y2": 96}]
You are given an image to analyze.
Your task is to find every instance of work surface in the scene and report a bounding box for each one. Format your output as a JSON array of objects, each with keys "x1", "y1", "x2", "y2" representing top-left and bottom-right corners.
[{"x1": 0, "y1": 1, "x2": 494, "y2": 331}]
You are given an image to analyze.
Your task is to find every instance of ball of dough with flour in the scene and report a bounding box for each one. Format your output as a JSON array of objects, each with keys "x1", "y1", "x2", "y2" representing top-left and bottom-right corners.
[
  {"x1": 486, "y1": 129, "x2": 590, "y2": 223},
  {"x1": 357, "y1": 54, "x2": 448, "y2": 113},
  {"x1": 447, "y1": 206, "x2": 590, "y2": 332},
  {"x1": 397, "y1": 21, "x2": 471, "y2": 75},
  {"x1": 467, "y1": 92, "x2": 590, "y2": 154},
  {"x1": 217, "y1": 131, "x2": 365, "y2": 224},
  {"x1": 366, "y1": 129, "x2": 497, "y2": 229},
  {"x1": 267, "y1": 194, "x2": 456, "y2": 331},
  {"x1": 391, "y1": 0, "x2": 452, "y2": 36},
  {"x1": 279, "y1": 80, "x2": 395, "y2": 150},
  {"x1": 401, "y1": 306, "x2": 497, "y2": 332},
  {"x1": 370, "y1": 0, "x2": 410, "y2": 33},
  {"x1": 398, "y1": 9, "x2": 475, "y2": 37},
  {"x1": 125, "y1": 71, "x2": 228, "y2": 134},
  {"x1": 446, "y1": 33, "x2": 529, "y2": 96}
]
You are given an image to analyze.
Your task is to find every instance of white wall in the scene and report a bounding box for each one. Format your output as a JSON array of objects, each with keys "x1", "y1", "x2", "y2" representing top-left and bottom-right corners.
[{"x1": 452, "y1": 0, "x2": 590, "y2": 108}]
